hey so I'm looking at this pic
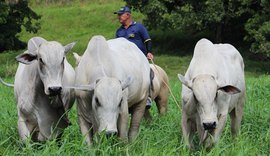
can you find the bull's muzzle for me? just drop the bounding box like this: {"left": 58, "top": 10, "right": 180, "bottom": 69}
{"left": 105, "top": 130, "right": 118, "bottom": 139}
{"left": 203, "top": 122, "right": 216, "bottom": 130}
{"left": 48, "top": 86, "right": 62, "bottom": 96}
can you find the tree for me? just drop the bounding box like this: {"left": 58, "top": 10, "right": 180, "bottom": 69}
{"left": 243, "top": 0, "right": 270, "bottom": 57}
{"left": 0, "top": 0, "right": 40, "bottom": 52}
{"left": 125, "top": 0, "right": 270, "bottom": 57}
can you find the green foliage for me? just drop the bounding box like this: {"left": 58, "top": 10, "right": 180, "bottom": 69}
{"left": 0, "top": 0, "right": 40, "bottom": 52}
{"left": 244, "top": 1, "right": 270, "bottom": 57}
{"left": 125, "top": 0, "right": 270, "bottom": 58}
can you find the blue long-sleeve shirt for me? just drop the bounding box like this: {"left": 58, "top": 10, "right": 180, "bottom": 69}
{"left": 116, "top": 21, "right": 151, "bottom": 56}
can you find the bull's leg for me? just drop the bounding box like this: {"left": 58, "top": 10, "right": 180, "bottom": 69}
{"left": 143, "top": 109, "right": 152, "bottom": 122}
{"left": 144, "top": 87, "right": 169, "bottom": 122}
{"left": 117, "top": 90, "right": 129, "bottom": 140}
{"left": 182, "top": 112, "right": 195, "bottom": 149}
{"left": 230, "top": 97, "right": 244, "bottom": 137}
{"left": 37, "top": 117, "right": 62, "bottom": 141}
{"left": 18, "top": 118, "right": 30, "bottom": 140}
{"left": 76, "top": 92, "right": 94, "bottom": 145}
{"left": 78, "top": 112, "right": 93, "bottom": 145}
{"left": 155, "top": 91, "right": 168, "bottom": 114}
{"left": 118, "top": 112, "right": 128, "bottom": 141}
{"left": 76, "top": 101, "right": 93, "bottom": 145}
{"left": 37, "top": 102, "right": 69, "bottom": 141}
{"left": 156, "top": 81, "right": 169, "bottom": 114}
{"left": 128, "top": 98, "right": 147, "bottom": 142}
{"left": 17, "top": 111, "right": 35, "bottom": 141}
{"left": 37, "top": 132, "right": 46, "bottom": 141}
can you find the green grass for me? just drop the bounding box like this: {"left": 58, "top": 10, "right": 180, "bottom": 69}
{"left": 0, "top": 0, "right": 270, "bottom": 155}
{"left": 1, "top": 77, "right": 270, "bottom": 155}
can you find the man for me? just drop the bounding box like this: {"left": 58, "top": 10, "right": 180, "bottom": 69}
{"left": 114, "top": 6, "right": 154, "bottom": 109}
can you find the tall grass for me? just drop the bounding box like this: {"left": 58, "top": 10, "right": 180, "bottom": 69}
{"left": 1, "top": 77, "right": 270, "bottom": 155}
{"left": 0, "top": 0, "right": 270, "bottom": 155}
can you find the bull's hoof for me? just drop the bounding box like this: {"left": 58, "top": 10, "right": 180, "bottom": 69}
{"left": 146, "top": 105, "right": 151, "bottom": 109}
{"left": 146, "top": 97, "right": 152, "bottom": 109}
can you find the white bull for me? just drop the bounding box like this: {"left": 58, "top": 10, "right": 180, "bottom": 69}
{"left": 75, "top": 35, "right": 150, "bottom": 145}
{"left": 14, "top": 37, "right": 76, "bottom": 141}
{"left": 178, "top": 38, "right": 245, "bottom": 149}
{"left": 72, "top": 55, "right": 169, "bottom": 122}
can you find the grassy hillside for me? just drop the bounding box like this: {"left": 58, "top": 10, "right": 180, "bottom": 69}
{"left": 0, "top": 0, "right": 270, "bottom": 155}
{"left": 19, "top": 0, "right": 145, "bottom": 57}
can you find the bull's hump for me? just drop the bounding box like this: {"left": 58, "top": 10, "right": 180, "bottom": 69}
{"left": 87, "top": 35, "right": 107, "bottom": 49}
{"left": 194, "top": 39, "right": 217, "bottom": 57}
{"left": 86, "top": 35, "right": 109, "bottom": 59}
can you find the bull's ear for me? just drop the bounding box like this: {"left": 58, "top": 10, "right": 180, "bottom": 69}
{"left": 178, "top": 74, "right": 192, "bottom": 90}
{"left": 28, "top": 37, "right": 47, "bottom": 54}
{"left": 16, "top": 53, "right": 37, "bottom": 65}
{"left": 64, "top": 42, "right": 76, "bottom": 54}
{"left": 218, "top": 85, "right": 241, "bottom": 94}
{"left": 121, "top": 77, "right": 133, "bottom": 90}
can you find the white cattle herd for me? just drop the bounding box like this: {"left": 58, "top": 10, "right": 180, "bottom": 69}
{"left": 0, "top": 36, "right": 245, "bottom": 150}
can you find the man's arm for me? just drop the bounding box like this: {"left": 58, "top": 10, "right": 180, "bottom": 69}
{"left": 139, "top": 24, "right": 154, "bottom": 60}
{"left": 145, "top": 39, "right": 154, "bottom": 60}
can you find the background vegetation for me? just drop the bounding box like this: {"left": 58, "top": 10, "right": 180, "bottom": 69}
{"left": 0, "top": 0, "right": 40, "bottom": 51}
{"left": 125, "top": 0, "right": 270, "bottom": 58}
{"left": 0, "top": 0, "right": 269, "bottom": 155}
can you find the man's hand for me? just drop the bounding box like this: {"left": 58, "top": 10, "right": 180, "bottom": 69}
{"left": 147, "top": 52, "right": 154, "bottom": 60}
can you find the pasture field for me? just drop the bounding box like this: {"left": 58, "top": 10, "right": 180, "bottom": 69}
{"left": 0, "top": 76, "right": 270, "bottom": 155}
{"left": 0, "top": 0, "right": 270, "bottom": 155}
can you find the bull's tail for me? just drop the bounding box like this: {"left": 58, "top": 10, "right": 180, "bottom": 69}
{"left": 0, "top": 77, "right": 14, "bottom": 87}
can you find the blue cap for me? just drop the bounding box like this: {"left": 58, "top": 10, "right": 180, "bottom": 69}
{"left": 114, "top": 6, "right": 131, "bottom": 14}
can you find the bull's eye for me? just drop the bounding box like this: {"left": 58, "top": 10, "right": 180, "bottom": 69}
{"left": 119, "top": 98, "right": 123, "bottom": 108}
{"left": 95, "top": 97, "right": 101, "bottom": 107}
{"left": 39, "top": 58, "right": 45, "bottom": 73}
{"left": 193, "top": 94, "right": 198, "bottom": 104}
{"left": 39, "top": 58, "right": 45, "bottom": 65}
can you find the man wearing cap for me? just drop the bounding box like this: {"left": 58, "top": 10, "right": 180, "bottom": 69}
{"left": 114, "top": 6, "right": 154, "bottom": 109}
